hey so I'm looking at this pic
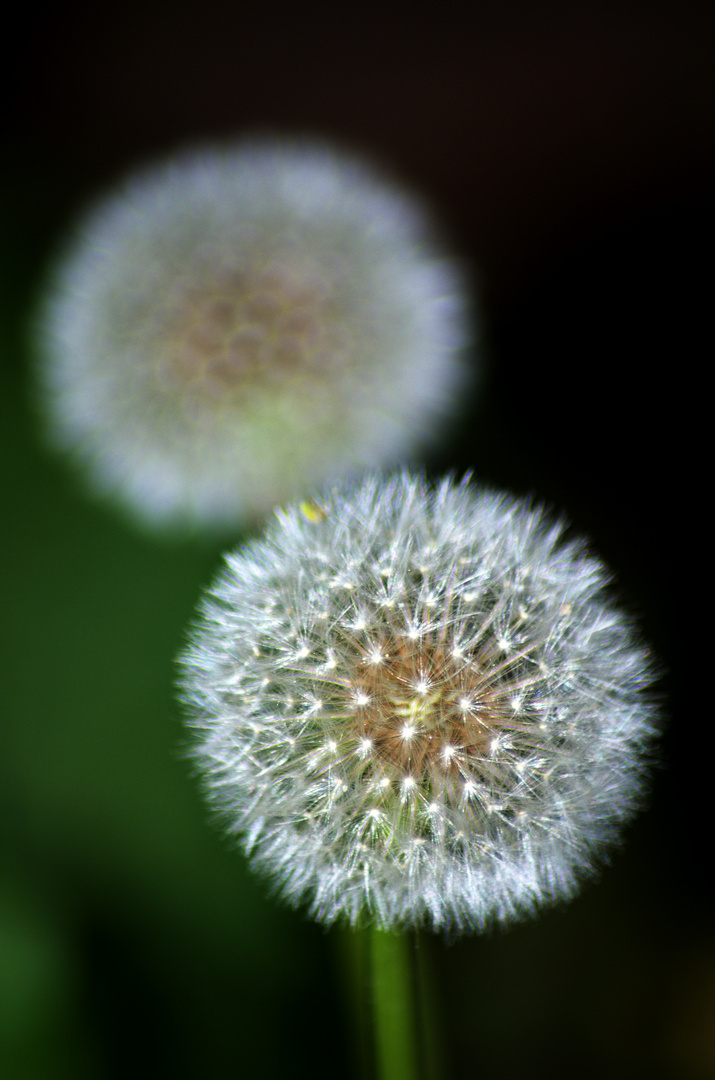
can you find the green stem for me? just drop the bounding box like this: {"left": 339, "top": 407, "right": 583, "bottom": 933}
{"left": 370, "top": 926, "right": 419, "bottom": 1080}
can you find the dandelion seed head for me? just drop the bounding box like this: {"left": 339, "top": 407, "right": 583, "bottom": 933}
{"left": 36, "top": 140, "right": 472, "bottom": 530}
{"left": 180, "top": 473, "right": 657, "bottom": 932}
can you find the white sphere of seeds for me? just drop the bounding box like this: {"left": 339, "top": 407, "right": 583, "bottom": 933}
{"left": 36, "top": 141, "right": 471, "bottom": 530}
{"left": 180, "top": 474, "right": 656, "bottom": 931}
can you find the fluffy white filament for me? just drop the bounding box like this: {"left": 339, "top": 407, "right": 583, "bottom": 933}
{"left": 36, "top": 140, "right": 471, "bottom": 530}
{"left": 180, "top": 474, "right": 656, "bottom": 932}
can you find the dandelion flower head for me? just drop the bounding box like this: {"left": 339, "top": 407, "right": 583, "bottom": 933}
{"left": 36, "top": 140, "right": 470, "bottom": 529}
{"left": 180, "top": 474, "right": 656, "bottom": 931}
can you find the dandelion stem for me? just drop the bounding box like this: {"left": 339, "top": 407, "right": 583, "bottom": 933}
{"left": 370, "top": 926, "right": 419, "bottom": 1080}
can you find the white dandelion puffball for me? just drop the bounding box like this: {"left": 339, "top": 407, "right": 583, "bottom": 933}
{"left": 36, "top": 139, "right": 471, "bottom": 529}
{"left": 180, "top": 474, "right": 656, "bottom": 932}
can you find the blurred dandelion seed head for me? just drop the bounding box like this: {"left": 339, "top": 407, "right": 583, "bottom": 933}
{"left": 179, "top": 474, "right": 657, "bottom": 932}
{"left": 36, "top": 140, "right": 472, "bottom": 530}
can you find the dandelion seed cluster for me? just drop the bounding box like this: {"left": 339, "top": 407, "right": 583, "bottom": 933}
{"left": 36, "top": 140, "right": 470, "bottom": 529}
{"left": 180, "top": 474, "right": 655, "bottom": 931}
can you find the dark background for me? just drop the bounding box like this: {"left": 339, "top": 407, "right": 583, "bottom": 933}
{"left": 2, "top": 3, "right": 712, "bottom": 1077}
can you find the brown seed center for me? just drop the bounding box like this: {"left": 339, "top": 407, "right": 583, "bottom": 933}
{"left": 343, "top": 634, "right": 514, "bottom": 786}
{"left": 156, "top": 261, "right": 348, "bottom": 398}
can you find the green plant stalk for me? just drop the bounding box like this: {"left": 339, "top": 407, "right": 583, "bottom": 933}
{"left": 370, "top": 926, "right": 419, "bottom": 1080}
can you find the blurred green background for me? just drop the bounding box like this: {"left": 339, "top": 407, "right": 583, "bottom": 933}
{"left": 3, "top": 3, "right": 713, "bottom": 1077}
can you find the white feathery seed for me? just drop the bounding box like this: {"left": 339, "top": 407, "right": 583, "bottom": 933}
{"left": 179, "top": 473, "right": 657, "bottom": 932}
{"left": 35, "top": 139, "right": 471, "bottom": 530}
